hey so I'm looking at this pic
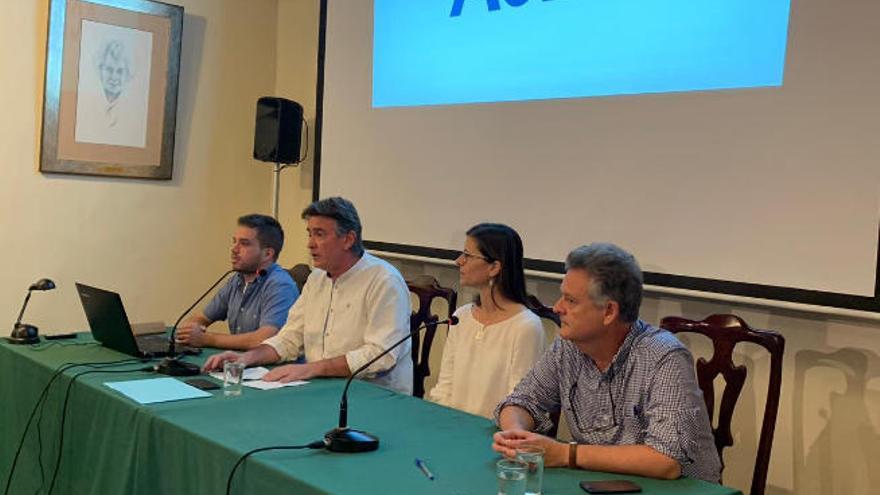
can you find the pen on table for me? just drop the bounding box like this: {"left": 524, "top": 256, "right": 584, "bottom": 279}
{"left": 415, "top": 458, "right": 434, "bottom": 480}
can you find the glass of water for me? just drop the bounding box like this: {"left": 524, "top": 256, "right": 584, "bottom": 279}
{"left": 515, "top": 445, "right": 545, "bottom": 495}
{"left": 496, "top": 459, "right": 528, "bottom": 495}
{"left": 223, "top": 361, "right": 245, "bottom": 397}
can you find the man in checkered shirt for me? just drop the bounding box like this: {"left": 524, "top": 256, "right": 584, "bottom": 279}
{"left": 493, "top": 243, "right": 721, "bottom": 483}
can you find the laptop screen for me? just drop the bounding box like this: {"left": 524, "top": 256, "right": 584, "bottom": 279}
{"left": 75, "top": 283, "right": 143, "bottom": 357}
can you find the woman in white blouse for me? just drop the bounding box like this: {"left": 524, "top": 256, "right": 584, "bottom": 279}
{"left": 429, "top": 223, "right": 547, "bottom": 418}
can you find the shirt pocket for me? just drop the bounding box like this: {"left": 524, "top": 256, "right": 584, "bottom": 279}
{"left": 622, "top": 402, "right": 649, "bottom": 440}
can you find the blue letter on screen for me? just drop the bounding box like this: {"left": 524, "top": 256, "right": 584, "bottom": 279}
{"left": 450, "top": 0, "right": 501, "bottom": 17}
{"left": 373, "top": 0, "right": 791, "bottom": 107}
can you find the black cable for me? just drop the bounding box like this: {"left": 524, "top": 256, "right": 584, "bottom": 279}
{"left": 226, "top": 441, "right": 325, "bottom": 495}
{"left": 279, "top": 118, "right": 309, "bottom": 170}
{"left": 35, "top": 397, "right": 47, "bottom": 495}
{"left": 42, "top": 362, "right": 150, "bottom": 494}
{"left": 2, "top": 358, "right": 145, "bottom": 495}
{"left": 298, "top": 118, "right": 309, "bottom": 163}
{"left": 46, "top": 366, "right": 148, "bottom": 495}
{"left": 4, "top": 363, "right": 81, "bottom": 495}
{"left": 28, "top": 341, "right": 99, "bottom": 351}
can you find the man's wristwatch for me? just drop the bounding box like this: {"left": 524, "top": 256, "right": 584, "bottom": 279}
{"left": 568, "top": 441, "right": 578, "bottom": 468}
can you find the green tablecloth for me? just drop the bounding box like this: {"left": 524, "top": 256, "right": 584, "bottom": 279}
{"left": 1, "top": 335, "right": 740, "bottom": 494}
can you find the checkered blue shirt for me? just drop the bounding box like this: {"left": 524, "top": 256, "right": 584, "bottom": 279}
{"left": 495, "top": 320, "right": 721, "bottom": 483}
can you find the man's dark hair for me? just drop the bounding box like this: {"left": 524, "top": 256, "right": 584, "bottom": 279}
{"left": 237, "top": 214, "right": 284, "bottom": 260}
{"left": 301, "top": 197, "right": 364, "bottom": 256}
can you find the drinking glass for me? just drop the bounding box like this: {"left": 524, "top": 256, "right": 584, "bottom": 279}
{"left": 223, "top": 361, "right": 245, "bottom": 397}
{"left": 515, "top": 445, "right": 545, "bottom": 495}
{"left": 496, "top": 459, "right": 528, "bottom": 495}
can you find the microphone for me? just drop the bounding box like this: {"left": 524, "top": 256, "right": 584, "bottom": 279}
{"left": 155, "top": 268, "right": 248, "bottom": 376}
{"left": 324, "top": 315, "right": 459, "bottom": 453}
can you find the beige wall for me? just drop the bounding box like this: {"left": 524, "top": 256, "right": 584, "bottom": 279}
{"left": 0, "top": 0, "right": 282, "bottom": 333}
{"left": 273, "top": 0, "right": 319, "bottom": 267}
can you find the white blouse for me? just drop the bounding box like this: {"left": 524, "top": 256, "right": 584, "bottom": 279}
{"left": 428, "top": 303, "right": 546, "bottom": 418}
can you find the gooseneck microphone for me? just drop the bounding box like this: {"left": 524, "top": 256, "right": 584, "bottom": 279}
{"left": 324, "top": 315, "right": 459, "bottom": 453}
{"left": 156, "top": 269, "right": 244, "bottom": 376}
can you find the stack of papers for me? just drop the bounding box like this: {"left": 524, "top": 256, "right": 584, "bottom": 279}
{"left": 209, "top": 366, "right": 270, "bottom": 381}
{"left": 209, "top": 366, "right": 308, "bottom": 390}
{"left": 242, "top": 380, "right": 308, "bottom": 390}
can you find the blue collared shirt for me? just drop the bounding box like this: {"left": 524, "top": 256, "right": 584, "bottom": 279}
{"left": 495, "top": 320, "right": 721, "bottom": 483}
{"left": 202, "top": 263, "right": 298, "bottom": 334}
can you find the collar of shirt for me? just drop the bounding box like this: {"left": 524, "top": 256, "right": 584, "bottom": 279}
{"left": 231, "top": 262, "right": 280, "bottom": 293}
{"left": 609, "top": 320, "right": 648, "bottom": 371}
{"left": 581, "top": 320, "right": 647, "bottom": 379}
{"left": 235, "top": 262, "right": 279, "bottom": 281}
{"left": 330, "top": 253, "right": 368, "bottom": 285}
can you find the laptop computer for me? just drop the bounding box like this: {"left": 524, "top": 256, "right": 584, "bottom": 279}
{"left": 75, "top": 282, "right": 198, "bottom": 358}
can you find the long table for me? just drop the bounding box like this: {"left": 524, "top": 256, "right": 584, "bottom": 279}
{"left": 1, "top": 335, "right": 741, "bottom": 494}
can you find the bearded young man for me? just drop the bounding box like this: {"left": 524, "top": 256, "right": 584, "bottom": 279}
{"left": 175, "top": 214, "right": 298, "bottom": 350}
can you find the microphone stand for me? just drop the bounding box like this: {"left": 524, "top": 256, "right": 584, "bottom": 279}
{"left": 324, "top": 316, "right": 458, "bottom": 453}
{"left": 156, "top": 269, "right": 235, "bottom": 376}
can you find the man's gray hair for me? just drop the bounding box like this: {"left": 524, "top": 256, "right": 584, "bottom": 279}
{"left": 301, "top": 197, "right": 365, "bottom": 256}
{"left": 565, "top": 243, "right": 643, "bottom": 323}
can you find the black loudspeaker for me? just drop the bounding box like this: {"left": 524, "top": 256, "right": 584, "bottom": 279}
{"left": 253, "top": 97, "right": 303, "bottom": 164}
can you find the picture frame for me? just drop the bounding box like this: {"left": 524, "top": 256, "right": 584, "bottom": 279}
{"left": 40, "top": 0, "right": 184, "bottom": 180}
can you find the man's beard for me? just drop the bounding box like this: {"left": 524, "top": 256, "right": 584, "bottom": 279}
{"left": 234, "top": 259, "right": 260, "bottom": 274}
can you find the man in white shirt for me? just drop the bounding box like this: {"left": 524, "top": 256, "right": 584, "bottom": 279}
{"left": 203, "top": 197, "right": 413, "bottom": 394}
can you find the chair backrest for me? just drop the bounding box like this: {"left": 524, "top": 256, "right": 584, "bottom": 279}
{"left": 287, "top": 263, "right": 311, "bottom": 293}
{"left": 659, "top": 314, "right": 785, "bottom": 495}
{"left": 406, "top": 275, "right": 457, "bottom": 398}
{"left": 526, "top": 294, "right": 560, "bottom": 328}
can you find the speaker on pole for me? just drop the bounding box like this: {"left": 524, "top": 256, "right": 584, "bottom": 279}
{"left": 253, "top": 97, "right": 303, "bottom": 164}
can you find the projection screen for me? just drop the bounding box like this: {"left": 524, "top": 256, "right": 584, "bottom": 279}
{"left": 315, "top": 0, "right": 880, "bottom": 311}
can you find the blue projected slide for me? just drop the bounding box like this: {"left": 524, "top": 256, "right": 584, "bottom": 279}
{"left": 372, "top": 0, "right": 791, "bottom": 107}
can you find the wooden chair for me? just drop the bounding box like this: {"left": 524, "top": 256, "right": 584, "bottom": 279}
{"left": 286, "top": 263, "right": 311, "bottom": 293}
{"left": 660, "top": 314, "right": 785, "bottom": 495}
{"left": 406, "top": 275, "right": 457, "bottom": 398}
{"left": 527, "top": 294, "right": 560, "bottom": 328}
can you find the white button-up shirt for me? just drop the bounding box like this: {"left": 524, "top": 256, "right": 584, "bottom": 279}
{"left": 264, "top": 253, "right": 413, "bottom": 394}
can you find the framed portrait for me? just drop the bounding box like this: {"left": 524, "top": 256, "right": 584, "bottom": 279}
{"left": 40, "top": 0, "right": 183, "bottom": 179}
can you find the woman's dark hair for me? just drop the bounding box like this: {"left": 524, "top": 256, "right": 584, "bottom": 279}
{"left": 467, "top": 223, "right": 537, "bottom": 312}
